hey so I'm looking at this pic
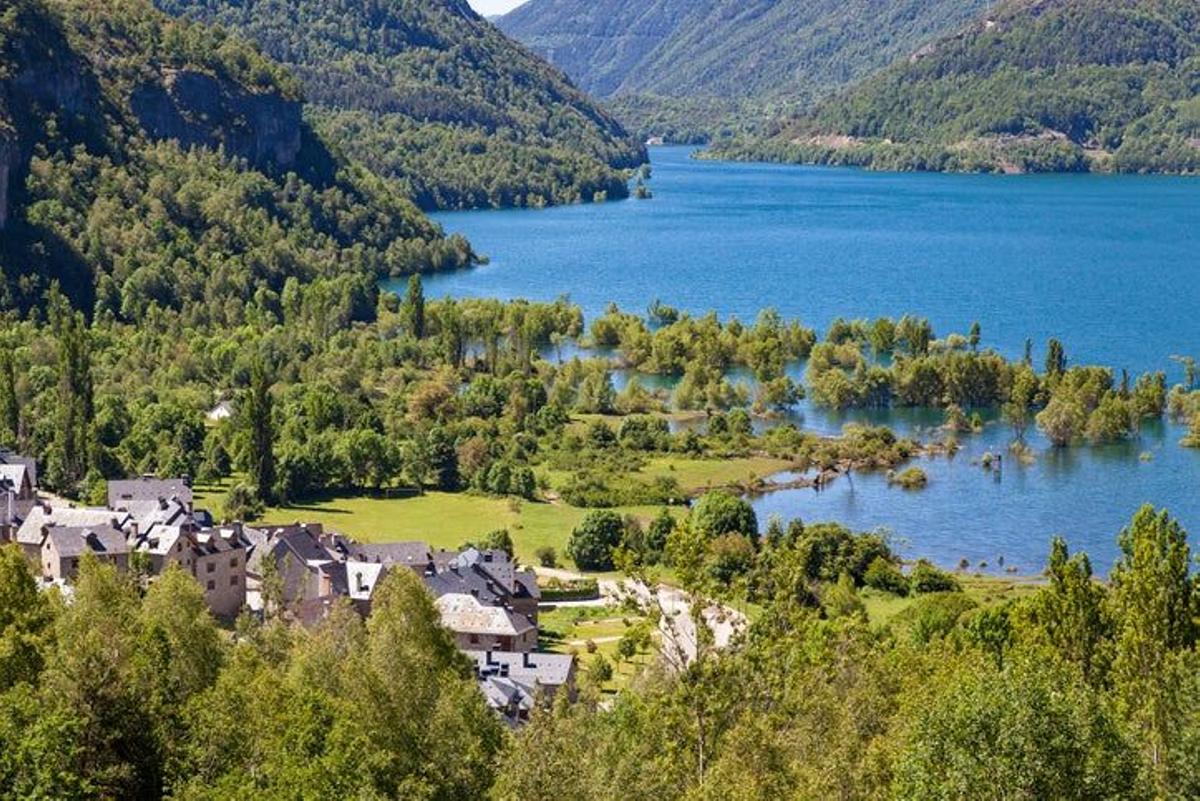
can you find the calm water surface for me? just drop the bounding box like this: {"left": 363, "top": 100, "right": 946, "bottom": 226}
{"left": 401, "top": 147, "right": 1200, "bottom": 573}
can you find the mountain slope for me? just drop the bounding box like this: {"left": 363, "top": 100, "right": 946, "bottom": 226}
{"left": 498, "top": 0, "right": 991, "bottom": 138}
{"left": 496, "top": 0, "right": 692, "bottom": 99}
{"left": 0, "top": 0, "right": 470, "bottom": 320}
{"left": 711, "top": 0, "right": 1200, "bottom": 174}
{"left": 154, "top": 0, "right": 646, "bottom": 210}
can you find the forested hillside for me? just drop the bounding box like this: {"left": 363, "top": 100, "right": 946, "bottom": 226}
{"left": 499, "top": 0, "right": 991, "bottom": 140}
{"left": 154, "top": 0, "right": 646, "bottom": 209}
{"left": 0, "top": 0, "right": 473, "bottom": 321}
{"left": 711, "top": 0, "right": 1200, "bottom": 174}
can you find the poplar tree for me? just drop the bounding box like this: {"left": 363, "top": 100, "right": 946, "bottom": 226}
{"left": 49, "top": 309, "right": 94, "bottom": 490}
{"left": 1045, "top": 338, "right": 1067, "bottom": 377}
{"left": 404, "top": 274, "right": 426, "bottom": 340}
{"left": 1110, "top": 506, "right": 1197, "bottom": 788}
{"left": 244, "top": 359, "right": 276, "bottom": 503}
{"left": 0, "top": 351, "right": 19, "bottom": 446}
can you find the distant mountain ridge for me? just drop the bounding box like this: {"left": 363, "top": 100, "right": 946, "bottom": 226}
{"left": 710, "top": 0, "right": 1200, "bottom": 174}
{"left": 155, "top": 0, "right": 646, "bottom": 209}
{"left": 498, "top": 0, "right": 992, "bottom": 138}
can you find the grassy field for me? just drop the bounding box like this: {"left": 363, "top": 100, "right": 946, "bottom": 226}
{"left": 861, "top": 573, "right": 1041, "bottom": 628}
{"left": 192, "top": 452, "right": 790, "bottom": 570}
{"left": 536, "top": 453, "right": 796, "bottom": 501}
{"left": 194, "top": 478, "right": 672, "bottom": 568}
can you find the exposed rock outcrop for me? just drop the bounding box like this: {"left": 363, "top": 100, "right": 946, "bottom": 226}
{"left": 131, "top": 69, "right": 302, "bottom": 172}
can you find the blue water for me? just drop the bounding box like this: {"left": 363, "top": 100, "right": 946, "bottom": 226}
{"left": 400, "top": 146, "right": 1200, "bottom": 574}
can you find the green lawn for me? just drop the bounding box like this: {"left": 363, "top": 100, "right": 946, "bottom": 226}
{"left": 538, "top": 604, "right": 654, "bottom": 693}
{"left": 195, "top": 479, "right": 670, "bottom": 568}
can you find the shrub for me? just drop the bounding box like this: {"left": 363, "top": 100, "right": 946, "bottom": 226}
{"left": 889, "top": 466, "right": 928, "bottom": 489}
{"left": 864, "top": 556, "right": 909, "bottom": 596}
{"left": 223, "top": 483, "right": 264, "bottom": 522}
{"left": 910, "top": 559, "right": 962, "bottom": 594}
{"left": 535, "top": 546, "right": 558, "bottom": 568}
{"left": 903, "top": 592, "right": 978, "bottom": 644}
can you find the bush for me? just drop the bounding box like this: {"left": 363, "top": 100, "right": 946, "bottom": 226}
{"left": 903, "top": 593, "right": 978, "bottom": 644}
{"left": 535, "top": 546, "right": 558, "bottom": 568}
{"left": 567, "top": 510, "right": 625, "bottom": 571}
{"left": 864, "top": 556, "right": 909, "bottom": 596}
{"left": 223, "top": 483, "right": 264, "bottom": 522}
{"left": 889, "top": 466, "right": 928, "bottom": 489}
{"left": 792, "top": 523, "right": 893, "bottom": 585}
{"left": 910, "top": 559, "right": 962, "bottom": 594}
{"left": 692, "top": 492, "right": 759, "bottom": 541}
{"left": 540, "top": 577, "right": 599, "bottom": 602}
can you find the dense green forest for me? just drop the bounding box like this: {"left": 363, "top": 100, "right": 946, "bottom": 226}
{"left": 153, "top": 0, "right": 645, "bottom": 209}
{"left": 0, "top": 0, "right": 474, "bottom": 318}
{"left": 498, "top": 0, "right": 990, "bottom": 141}
{"left": 710, "top": 0, "right": 1200, "bottom": 174}
{"left": 1, "top": 501, "right": 1199, "bottom": 798}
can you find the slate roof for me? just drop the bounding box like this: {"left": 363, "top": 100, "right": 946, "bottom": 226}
{"left": 465, "top": 650, "right": 575, "bottom": 689}
{"left": 349, "top": 541, "right": 436, "bottom": 569}
{"left": 44, "top": 525, "right": 129, "bottom": 558}
{"left": 0, "top": 450, "right": 36, "bottom": 489}
{"left": 108, "top": 477, "right": 193, "bottom": 509}
{"left": 125, "top": 497, "right": 193, "bottom": 535}
{"left": 18, "top": 505, "right": 130, "bottom": 546}
{"left": 245, "top": 524, "right": 334, "bottom": 575}
{"left": 465, "top": 650, "right": 575, "bottom": 721}
{"left": 0, "top": 463, "right": 30, "bottom": 493}
{"left": 435, "top": 593, "right": 535, "bottom": 637}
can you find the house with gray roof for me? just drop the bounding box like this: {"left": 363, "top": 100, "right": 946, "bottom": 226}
{"left": 424, "top": 547, "right": 540, "bottom": 624}
{"left": 465, "top": 650, "right": 577, "bottom": 724}
{"left": 40, "top": 524, "right": 130, "bottom": 581}
{"left": 17, "top": 504, "right": 131, "bottom": 563}
{"left": 435, "top": 592, "right": 537, "bottom": 652}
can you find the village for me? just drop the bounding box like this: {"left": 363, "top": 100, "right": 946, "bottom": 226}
{"left": 0, "top": 452, "right": 596, "bottom": 725}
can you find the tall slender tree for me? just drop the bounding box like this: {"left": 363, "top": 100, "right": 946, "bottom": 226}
{"left": 1110, "top": 506, "right": 1197, "bottom": 789}
{"left": 0, "top": 351, "right": 19, "bottom": 446}
{"left": 1045, "top": 338, "right": 1067, "bottom": 377}
{"left": 404, "top": 274, "right": 426, "bottom": 340}
{"left": 49, "top": 309, "right": 94, "bottom": 490}
{"left": 244, "top": 359, "right": 277, "bottom": 503}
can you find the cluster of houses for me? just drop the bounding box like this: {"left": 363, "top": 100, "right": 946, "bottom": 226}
{"left": 0, "top": 457, "right": 574, "bottom": 725}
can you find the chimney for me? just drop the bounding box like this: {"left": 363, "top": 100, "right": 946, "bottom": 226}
{"left": 523, "top": 652, "right": 534, "bottom": 670}
{"left": 486, "top": 649, "right": 496, "bottom": 666}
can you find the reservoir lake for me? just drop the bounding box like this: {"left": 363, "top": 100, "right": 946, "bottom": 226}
{"left": 399, "top": 146, "right": 1200, "bottom": 574}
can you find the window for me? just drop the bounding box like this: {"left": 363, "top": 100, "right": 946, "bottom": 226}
{"left": 206, "top": 562, "right": 215, "bottom": 574}
{"left": 230, "top": 557, "right": 239, "bottom": 568}
{"left": 469, "top": 634, "right": 480, "bottom": 644}
{"left": 230, "top": 575, "right": 239, "bottom": 586}
{"left": 206, "top": 580, "right": 215, "bottom": 591}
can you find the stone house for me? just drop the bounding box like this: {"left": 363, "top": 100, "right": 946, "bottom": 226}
{"left": 40, "top": 524, "right": 130, "bottom": 581}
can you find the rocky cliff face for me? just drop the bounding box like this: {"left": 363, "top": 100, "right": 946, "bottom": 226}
{"left": 131, "top": 69, "right": 302, "bottom": 172}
